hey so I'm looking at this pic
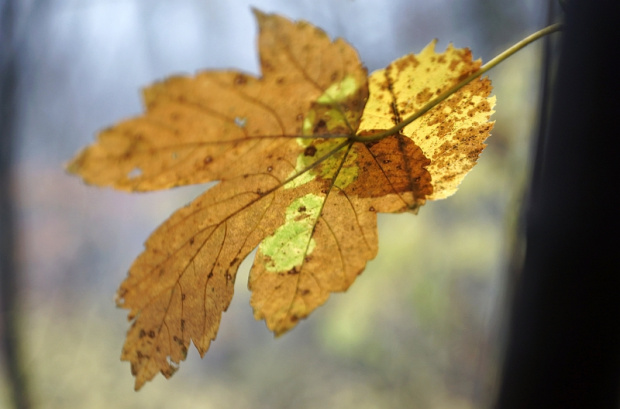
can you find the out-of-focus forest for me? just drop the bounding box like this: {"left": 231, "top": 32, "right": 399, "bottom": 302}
{"left": 1, "top": 0, "right": 546, "bottom": 408}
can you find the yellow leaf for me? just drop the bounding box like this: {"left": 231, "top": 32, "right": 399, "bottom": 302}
{"left": 359, "top": 40, "right": 495, "bottom": 199}
{"left": 67, "top": 10, "right": 493, "bottom": 389}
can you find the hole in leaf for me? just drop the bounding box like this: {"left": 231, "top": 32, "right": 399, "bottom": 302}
{"left": 234, "top": 117, "right": 247, "bottom": 128}
{"left": 128, "top": 167, "right": 142, "bottom": 179}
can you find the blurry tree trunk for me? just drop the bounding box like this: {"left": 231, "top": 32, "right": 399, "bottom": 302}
{"left": 1, "top": 0, "right": 31, "bottom": 408}
{"left": 495, "top": 0, "right": 620, "bottom": 407}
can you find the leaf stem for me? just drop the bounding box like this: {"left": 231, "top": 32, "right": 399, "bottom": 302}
{"left": 351, "top": 23, "right": 563, "bottom": 142}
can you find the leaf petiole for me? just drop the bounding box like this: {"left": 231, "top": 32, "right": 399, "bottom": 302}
{"left": 351, "top": 22, "right": 563, "bottom": 143}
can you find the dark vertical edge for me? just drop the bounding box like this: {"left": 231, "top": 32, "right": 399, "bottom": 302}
{"left": 528, "top": 0, "right": 558, "bottom": 206}
{"left": 0, "top": 0, "right": 31, "bottom": 408}
{"left": 495, "top": 0, "right": 620, "bottom": 408}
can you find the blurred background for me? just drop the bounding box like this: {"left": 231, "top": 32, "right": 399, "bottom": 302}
{"left": 1, "top": 0, "right": 548, "bottom": 407}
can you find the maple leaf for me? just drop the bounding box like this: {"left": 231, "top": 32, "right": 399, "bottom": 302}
{"left": 67, "top": 10, "right": 494, "bottom": 390}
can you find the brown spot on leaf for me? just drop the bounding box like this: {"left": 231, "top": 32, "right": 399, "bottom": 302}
{"left": 304, "top": 146, "right": 317, "bottom": 157}
{"left": 313, "top": 119, "right": 327, "bottom": 134}
{"left": 416, "top": 87, "right": 433, "bottom": 105}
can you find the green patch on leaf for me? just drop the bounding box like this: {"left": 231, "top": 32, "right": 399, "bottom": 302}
{"left": 259, "top": 193, "right": 323, "bottom": 272}
{"left": 316, "top": 75, "right": 359, "bottom": 103}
